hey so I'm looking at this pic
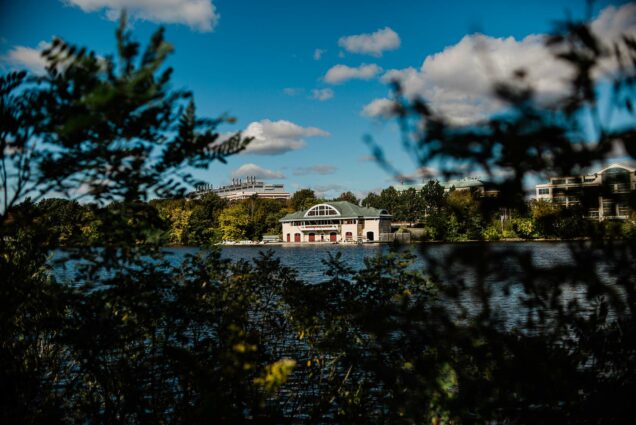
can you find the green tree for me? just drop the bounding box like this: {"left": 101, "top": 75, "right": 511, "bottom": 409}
{"left": 399, "top": 187, "right": 424, "bottom": 224}
{"left": 377, "top": 186, "right": 400, "bottom": 217}
{"left": 511, "top": 216, "right": 535, "bottom": 239}
{"left": 530, "top": 199, "right": 562, "bottom": 237}
{"left": 36, "top": 198, "right": 86, "bottom": 245}
{"left": 361, "top": 192, "right": 381, "bottom": 208}
{"left": 420, "top": 180, "right": 445, "bottom": 216}
{"left": 0, "top": 12, "right": 250, "bottom": 223}
{"left": 187, "top": 192, "right": 228, "bottom": 245}
{"left": 335, "top": 191, "right": 359, "bottom": 205}
{"left": 218, "top": 202, "right": 251, "bottom": 241}
{"left": 249, "top": 198, "right": 287, "bottom": 240}
{"left": 445, "top": 190, "right": 483, "bottom": 239}
{"left": 291, "top": 188, "right": 318, "bottom": 210}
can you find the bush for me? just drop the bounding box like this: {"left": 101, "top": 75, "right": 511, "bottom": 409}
{"left": 482, "top": 225, "right": 502, "bottom": 241}
{"left": 512, "top": 217, "right": 535, "bottom": 239}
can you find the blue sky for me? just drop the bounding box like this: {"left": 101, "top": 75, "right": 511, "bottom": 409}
{"left": 1, "top": 0, "right": 634, "bottom": 198}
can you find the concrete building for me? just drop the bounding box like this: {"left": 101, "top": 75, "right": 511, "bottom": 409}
{"left": 280, "top": 201, "right": 392, "bottom": 243}
{"left": 535, "top": 163, "right": 636, "bottom": 220}
{"left": 191, "top": 176, "right": 290, "bottom": 201}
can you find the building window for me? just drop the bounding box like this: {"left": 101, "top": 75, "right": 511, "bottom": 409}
{"left": 538, "top": 188, "right": 550, "bottom": 195}
{"left": 551, "top": 179, "right": 565, "bottom": 184}
{"left": 345, "top": 231, "right": 353, "bottom": 241}
{"left": 305, "top": 204, "right": 340, "bottom": 217}
{"left": 603, "top": 167, "right": 630, "bottom": 185}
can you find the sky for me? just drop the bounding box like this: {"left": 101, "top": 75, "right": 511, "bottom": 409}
{"left": 1, "top": 0, "right": 635, "bottom": 199}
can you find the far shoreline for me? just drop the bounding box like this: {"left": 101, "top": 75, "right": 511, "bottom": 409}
{"left": 161, "top": 237, "right": 604, "bottom": 249}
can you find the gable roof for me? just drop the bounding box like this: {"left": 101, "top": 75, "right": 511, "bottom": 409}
{"left": 280, "top": 201, "right": 391, "bottom": 222}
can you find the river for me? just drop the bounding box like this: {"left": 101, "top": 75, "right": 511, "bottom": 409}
{"left": 161, "top": 241, "right": 596, "bottom": 282}
{"left": 53, "top": 241, "right": 625, "bottom": 321}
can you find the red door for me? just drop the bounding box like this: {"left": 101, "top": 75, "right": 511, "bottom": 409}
{"left": 308, "top": 233, "right": 315, "bottom": 242}
{"left": 345, "top": 231, "right": 352, "bottom": 241}
{"left": 294, "top": 233, "right": 301, "bottom": 242}
{"left": 286, "top": 233, "right": 290, "bottom": 242}
{"left": 330, "top": 232, "right": 337, "bottom": 242}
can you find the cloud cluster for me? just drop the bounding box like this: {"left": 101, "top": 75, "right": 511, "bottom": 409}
{"left": 292, "top": 165, "right": 337, "bottom": 176}
{"left": 338, "top": 27, "right": 400, "bottom": 57}
{"left": 313, "top": 48, "right": 325, "bottom": 60}
{"left": 361, "top": 98, "right": 397, "bottom": 118}
{"left": 311, "top": 88, "right": 334, "bottom": 101}
{"left": 64, "top": 0, "right": 219, "bottom": 32}
{"left": 312, "top": 184, "right": 348, "bottom": 198}
{"left": 364, "top": 3, "right": 636, "bottom": 125}
{"left": 231, "top": 163, "right": 284, "bottom": 179}
{"left": 283, "top": 87, "right": 303, "bottom": 96}
{"left": 324, "top": 63, "right": 381, "bottom": 84}
{"left": 1, "top": 41, "right": 50, "bottom": 74}
{"left": 369, "top": 33, "right": 567, "bottom": 124}
{"left": 242, "top": 119, "right": 330, "bottom": 155}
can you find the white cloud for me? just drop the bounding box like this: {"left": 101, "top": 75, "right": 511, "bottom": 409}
{"left": 283, "top": 87, "right": 303, "bottom": 96}
{"left": 242, "top": 119, "right": 330, "bottom": 155}
{"left": 324, "top": 63, "right": 381, "bottom": 84}
{"left": 591, "top": 3, "right": 636, "bottom": 41}
{"left": 293, "top": 165, "right": 337, "bottom": 176}
{"left": 373, "top": 34, "right": 566, "bottom": 124}
{"left": 313, "top": 48, "right": 325, "bottom": 60}
{"left": 313, "top": 184, "right": 348, "bottom": 198}
{"left": 311, "top": 88, "right": 334, "bottom": 101}
{"left": 231, "top": 163, "right": 284, "bottom": 179}
{"left": 363, "top": 4, "right": 636, "bottom": 125}
{"left": 338, "top": 27, "right": 401, "bottom": 57}
{"left": 362, "top": 98, "right": 397, "bottom": 118}
{"left": 590, "top": 3, "right": 636, "bottom": 74}
{"left": 359, "top": 155, "right": 377, "bottom": 162}
{"left": 1, "top": 41, "right": 50, "bottom": 74}
{"left": 63, "top": 0, "right": 219, "bottom": 32}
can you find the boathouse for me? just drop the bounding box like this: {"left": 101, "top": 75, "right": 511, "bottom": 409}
{"left": 280, "top": 201, "right": 392, "bottom": 243}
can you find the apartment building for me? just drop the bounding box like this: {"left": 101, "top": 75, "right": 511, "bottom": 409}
{"left": 535, "top": 163, "right": 636, "bottom": 220}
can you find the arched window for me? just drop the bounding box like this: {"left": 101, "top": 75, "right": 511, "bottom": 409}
{"left": 304, "top": 204, "right": 340, "bottom": 217}
{"left": 602, "top": 167, "right": 630, "bottom": 185}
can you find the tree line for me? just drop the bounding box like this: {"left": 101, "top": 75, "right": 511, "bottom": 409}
{"left": 17, "top": 181, "right": 636, "bottom": 247}
{"left": 9, "top": 189, "right": 367, "bottom": 245}
{"left": 362, "top": 182, "right": 636, "bottom": 241}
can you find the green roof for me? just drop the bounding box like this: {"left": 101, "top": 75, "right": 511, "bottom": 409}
{"left": 280, "top": 201, "right": 391, "bottom": 222}
{"left": 395, "top": 178, "right": 487, "bottom": 192}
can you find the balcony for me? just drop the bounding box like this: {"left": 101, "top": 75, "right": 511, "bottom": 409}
{"left": 610, "top": 183, "right": 630, "bottom": 193}
{"left": 300, "top": 224, "right": 339, "bottom": 232}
